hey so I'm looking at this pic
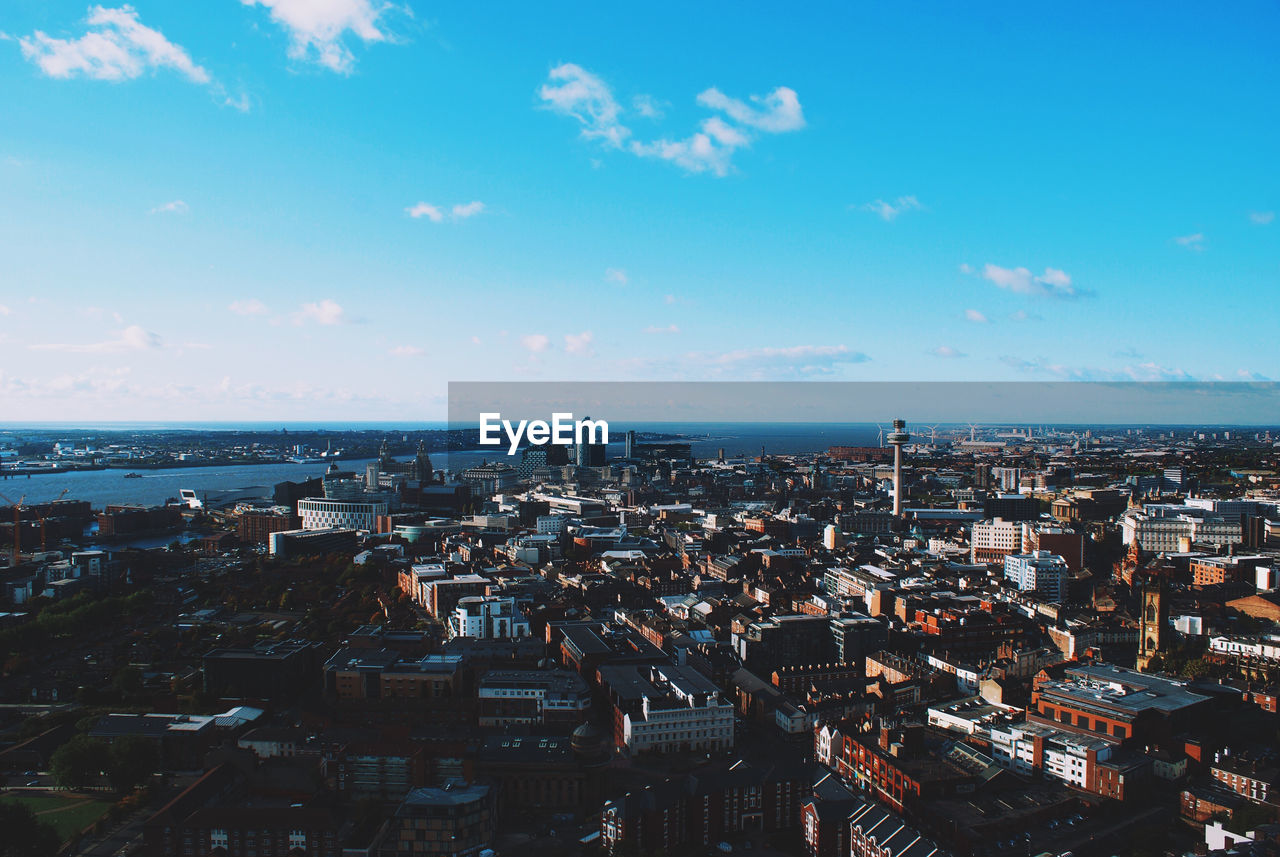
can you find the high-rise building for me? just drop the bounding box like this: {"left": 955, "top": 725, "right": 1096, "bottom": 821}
{"left": 575, "top": 416, "right": 608, "bottom": 467}
{"left": 971, "top": 517, "right": 1023, "bottom": 564}
{"left": 1003, "top": 550, "right": 1069, "bottom": 603}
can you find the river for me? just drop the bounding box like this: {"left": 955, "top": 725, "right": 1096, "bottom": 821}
{"left": 4, "top": 422, "right": 881, "bottom": 508}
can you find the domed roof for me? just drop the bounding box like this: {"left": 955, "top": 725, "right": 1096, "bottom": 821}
{"left": 571, "top": 721, "right": 608, "bottom": 759}
{"left": 572, "top": 720, "right": 603, "bottom": 741}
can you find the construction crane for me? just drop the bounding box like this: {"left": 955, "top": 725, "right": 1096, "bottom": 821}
{"left": 0, "top": 492, "right": 26, "bottom": 566}
{"left": 33, "top": 488, "right": 70, "bottom": 551}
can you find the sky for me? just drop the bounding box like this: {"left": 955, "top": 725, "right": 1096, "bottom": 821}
{"left": 0, "top": 1, "right": 1277, "bottom": 420}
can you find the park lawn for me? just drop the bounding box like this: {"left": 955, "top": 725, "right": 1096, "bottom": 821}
{"left": 2, "top": 793, "right": 114, "bottom": 841}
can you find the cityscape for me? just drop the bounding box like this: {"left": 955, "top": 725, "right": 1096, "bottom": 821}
{"left": 2, "top": 418, "right": 1280, "bottom": 857}
{"left": 3, "top": 2, "right": 1279, "bottom": 856}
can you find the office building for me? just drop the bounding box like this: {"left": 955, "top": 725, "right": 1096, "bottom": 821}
{"left": 450, "top": 595, "right": 531, "bottom": 640}
{"left": 1003, "top": 550, "right": 1069, "bottom": 603}
{"left": 298, "top": 498, "right": 387, "bottom": 532}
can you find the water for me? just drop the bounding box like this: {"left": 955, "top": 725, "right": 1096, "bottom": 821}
{"left": 442, "top": 422, "right": 882, "bottom": 470}
{"left": 7, "top": 423, "right": 885, "bottom": 508}
{"left": 4, "top": 458, "right": 378, "bottom": 508}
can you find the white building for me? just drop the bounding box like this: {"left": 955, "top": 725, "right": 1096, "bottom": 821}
{"left": 1209, "top": 634, "right": 1280, "bottom": 662}
{"left": 1003, "top": 550, "right": 1069, "bottom": 603}
{"left": 970, "top": 517, "right": 1023, "bottom": 563}
{"left": 1121, "top": 505, "right": 1243, "bottom": 551}
{"left": 536, "top": 514, "right": 568, "bottom": 534}
{"left": 991, "top": 466, "right": 1021, "bottom": 492}
{"left": 298, "top": 498, "right": 387, "bottom": 532}
{"left": 988, "top": 721, "right": 1112, "bottom": 790}
{"left": 450, "top": 595, "right": 530, "bottom": 639}
{"left": 609, "top": 664, "right": 734, "bottom": 755}
{"left": 476, "top": 669, "right": 591, "bottom": 727}
{"left": 823, "top": 524, "right": 844, "bottom": 551}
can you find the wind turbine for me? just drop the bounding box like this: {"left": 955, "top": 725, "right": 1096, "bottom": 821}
{"left": 876, "top": 424, "right": 885, "bottom": 448}
{"left": 967, "top": 423, "right": 980, "bottom": 442}
{"left": 923, "top": 425, "right": 938, "bottom": 443}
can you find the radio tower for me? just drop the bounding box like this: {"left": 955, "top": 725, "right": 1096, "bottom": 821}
{"left": 888, "top": 419, "right": 910, "bottom": 516}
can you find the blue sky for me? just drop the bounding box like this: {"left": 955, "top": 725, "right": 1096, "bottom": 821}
{"left": 0, "top": 1, "right": 1276, "bottom": 419}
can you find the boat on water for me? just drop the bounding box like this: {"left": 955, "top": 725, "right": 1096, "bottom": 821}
{"left": 123, "top": 472, "right": 143, "bottom": 478}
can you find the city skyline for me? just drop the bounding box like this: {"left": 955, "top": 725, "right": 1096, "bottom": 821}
{"left": 2, "top": 1, "right": 1277, "bottom": 420}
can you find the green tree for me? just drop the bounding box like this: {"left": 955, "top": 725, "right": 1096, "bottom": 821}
{"left": 0, "top": 799, "right": 61, "bottom": 856}
{"left": 50, "top": 735, "right": 109, "bottom": 790}
{"left": 106, "top": 735, "right": 159, "bottom": 794}
{"left": 1181, "top": 658, "right": 1214, "bottom": 679}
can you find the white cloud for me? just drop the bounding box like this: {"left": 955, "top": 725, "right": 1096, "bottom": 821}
{"left": 980, "top": 264, "right": 1081, "bottom": 299}
{"left": 240, "top": 0, "right": 399, "bottom": 73}
{"left": 406, "top": 200, "right": 486, "bottom": 222}
{"left": 664, "top": 294, "right": 677, "bottom": 304}
{"left": 541, "top": 65, "right": 804, "bottom": 176}
{"left": 451, "top": 201, "right": 485, "bottom": 219}
{"left": 931, "top": 346, "right": 965, "bottom": 358}
{"left": 1173, "top": 232, "right": 1205, "bottom": 250}
{"left": 390, "top": 345, "right": 424, "bottom": 357}
{"left": 1009, "top": 309, "right": 1040, "bottom": 322}
{"left": 963, "top": 309, "right": 988, "bottom": 323}
{"left": 630, "top": 121, "right": 741, "bottom": 177}
{"left": 0, "top": 366, "right": 134, "bottom": 399}
{"left": 604, "top": 267, "right": 628, "bottom": 285}
{"left": 150, "top": 199, "right": 188, "bottom": 215}
{"left": 295, "top": 299, "right": 346, "bottom": 325}
{"left": 1000, "top": 355, "right": 1194, "bottom": 381}
{"left": 1249, "top": 211, "right": 1274, "bottom": 225}
{"left": 520, "top": 333, "right": 550, "bottom": 353}
{"left": 632, "top": 94, "right": 666, "bottom": 119}
{"left": 564, "top": 331, "right": 594, "bottom": 354}
{"left": 223, "top": 91, "right": 252, "bottom": 112}
{"left": 406, "top": 202, "right": 443, "bottom": 222}
{"left": 859, "top": 195, "right": 923, "bottom": 221}
{"left": 1238, "top": 369, "right": 1272, "bottom": 381}
{"left": 228, "top": 299, "right": 269, "bottom": 316}
{"left": 18, "top": 5, "right": 210, "bottom": 83}
{"left": 538, "top": 63, "right": 628, "bottom": 147}
{"left": 30, "top": 324, "right": 162, "bottom": 353}
{"left": 644, "top": 324, "right": 680, "bottom": 335}
{"left": 630, "top": 115, "right": 759, "bottom": 176}
{"left": 696, "top": 86, "right": 805, "bottom": 132}
{"left": 693, "top": 344, "right": 869, "bottom": 378}
{"left": 958, "top": 263, "right": 973, "bottom": 275}
{"left": 0, "top": 304, "right": 11, "bottom": 317}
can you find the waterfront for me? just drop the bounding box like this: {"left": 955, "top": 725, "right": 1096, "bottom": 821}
{"left": 2, "top": 458, "right": 378, "bottom": 508}
{"left": 4, "top": 423, "right": 883, "bottom": 508}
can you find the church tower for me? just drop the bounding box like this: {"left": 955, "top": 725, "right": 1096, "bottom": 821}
{"left": 414, "top": 440, "right": 433, "bottom": 483}
{"left": 1136, "top": 576, "right": 1168, "bottom": 672}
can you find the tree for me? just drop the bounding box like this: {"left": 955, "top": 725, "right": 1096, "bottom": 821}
{"left": 50, "top": 735, "right": 109, "bottom": 790}
{"left": 112, "top": 666, "right": 143, "bottom": 699}
{"left": 1181, "top": 658, "right": 1214, "bottom": 679}
{"left": 0, "top": 799, "right": 61, "bottom": 856}
{"left": 107, "top": 735, "right": 159, "bottom": 794}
